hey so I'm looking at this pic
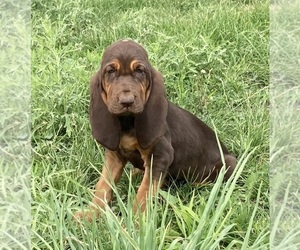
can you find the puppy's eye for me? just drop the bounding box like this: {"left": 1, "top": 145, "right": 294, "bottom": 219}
{"left": 134, "top": 67, "right": 145, "bottom": 75}
{"left": 107, "top": 68, "right": 116, "bottom": 74}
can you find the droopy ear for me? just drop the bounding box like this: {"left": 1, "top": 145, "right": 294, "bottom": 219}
{"left": 135, "top": 68, "right": 168, "bottom": 150}
{"left": 89, "top": 71, "right": 121, "bottom": 151}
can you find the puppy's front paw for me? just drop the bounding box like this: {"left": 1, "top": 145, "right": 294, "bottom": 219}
{"left": 73, "top": 209, "right": 99, "bottom": 223}
{"left": 131, "top": 168, "right": 144, "bottom": 176}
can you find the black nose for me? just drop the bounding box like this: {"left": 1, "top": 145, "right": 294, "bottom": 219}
{"left": 120, "top": 95, "right": 134, "bottom": 107}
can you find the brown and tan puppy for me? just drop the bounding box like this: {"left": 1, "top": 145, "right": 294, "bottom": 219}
{"left": 74, "top": 39, "right": 236, "bottom": 221}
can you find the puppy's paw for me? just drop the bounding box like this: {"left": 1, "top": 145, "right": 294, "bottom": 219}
{"left": 73, "top": 209, "right": 99, "bottom": 223}
{"left": 131, "top": 168, "right": 144, "bottom": 176}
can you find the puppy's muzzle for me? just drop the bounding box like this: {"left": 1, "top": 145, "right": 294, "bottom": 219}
{"left": 119, "top": 91, "right": 135, "bottom": 108}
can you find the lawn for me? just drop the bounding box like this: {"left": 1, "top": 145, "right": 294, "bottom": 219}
{"left": 270, "top": 0, "right": 300, "bottom": 248}
{"left": 0, "top": 1, "right": 31, "bottom": 249}
{"left": 31, "top": 0, "right": 269, "bottom": 249}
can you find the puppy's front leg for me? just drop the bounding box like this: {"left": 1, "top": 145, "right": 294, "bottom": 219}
{"left": 134, "top": 165, "right": 161, "bottom": 213}
{"left": 134, "top": 140, "right": 174, "bottom": 213}
{"left": 74, "top": 149, "right": 126, "bottom": 222}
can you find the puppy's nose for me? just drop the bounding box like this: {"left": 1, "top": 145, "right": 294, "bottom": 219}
{"left": 119, "top": 95, "right": 134, "bottom": 107}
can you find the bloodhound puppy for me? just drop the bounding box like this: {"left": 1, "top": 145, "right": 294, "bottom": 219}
{"left": 74, "top": 39, "right": 236, "bottom": 221}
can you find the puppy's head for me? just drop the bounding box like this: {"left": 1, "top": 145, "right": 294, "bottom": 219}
{"left": 90, "top": 39, "right": 168, "bottom": 150}
{"left": 99, "top": 39, "right": 152, "bottom": 116}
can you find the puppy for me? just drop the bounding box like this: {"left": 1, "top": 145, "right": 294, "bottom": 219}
{"left": 74, "top": 39, "right": 237, "bottom": 221}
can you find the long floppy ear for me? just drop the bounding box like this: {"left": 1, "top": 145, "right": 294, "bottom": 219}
{"left": 89, "top": 71, "right": 121, "bottom": 151}
{"left": 135, "top": 68, "right": 168, "bottom": 150}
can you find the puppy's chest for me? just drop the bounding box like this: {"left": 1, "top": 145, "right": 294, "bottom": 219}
{"left": 119, "top": 133, "right": 139, "bottom": 153}
{"left": 118, "top": 116, "right": 151, "bottom": 166}
{"left": 118, "top": 116, "right": 140, "bottom": 155}
{"left": 119, "top": 133, "right": 151, "bottom": 168}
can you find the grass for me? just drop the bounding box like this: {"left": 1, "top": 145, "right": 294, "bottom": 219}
{"left": 31, "top": 0, "right": 269, "bottom": 249}
{"left": 270, "top": 0, "right": 300, "bottom": 248}
{"left": 0, "top": 0, "right": 31, "bottom": 249}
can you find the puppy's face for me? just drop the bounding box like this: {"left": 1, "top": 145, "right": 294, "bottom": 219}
{"left": 100, "top": 40, "right": 152, "bottom": 116}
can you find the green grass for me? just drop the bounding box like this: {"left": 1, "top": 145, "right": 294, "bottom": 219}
{"left": 270, "top": 0, "right": 300, "bottom": 248}
{"left": 0, "top": 0, "right": 31, "bottom": 249}
{"left": 31, "top": 0, "right": 269, "bottom": 249}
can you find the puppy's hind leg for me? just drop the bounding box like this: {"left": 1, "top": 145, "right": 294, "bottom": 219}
{"left": 222, "top": 154, "right": 237, "bottom": 180}
{"left": 207, "top": 154, "right": 237, "bottom": 182}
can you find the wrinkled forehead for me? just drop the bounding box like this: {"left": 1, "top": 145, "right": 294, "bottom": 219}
{"left": 101, "top": 40, "right": 149, "bottom": 67}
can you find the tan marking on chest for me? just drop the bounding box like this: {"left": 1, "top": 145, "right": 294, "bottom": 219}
{"left": 119, "top": 134, "right": 152, "bottom": 168}
{"left": 119, "top": 134, "right": 139, "bottom": 151}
